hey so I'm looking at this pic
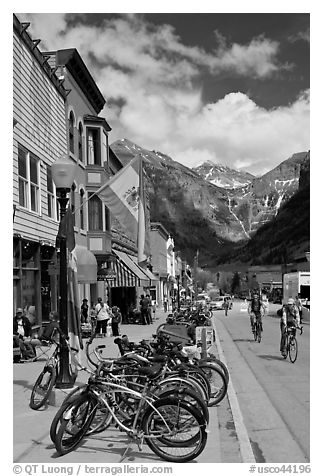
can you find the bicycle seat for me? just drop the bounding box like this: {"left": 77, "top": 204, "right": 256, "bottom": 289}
{"left": 137, "top": 363, "right": 163, "bottom": 380}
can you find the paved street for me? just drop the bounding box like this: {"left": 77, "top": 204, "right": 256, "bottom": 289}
{"left": 13, "top": 303, "right": 310, "bottom": 464}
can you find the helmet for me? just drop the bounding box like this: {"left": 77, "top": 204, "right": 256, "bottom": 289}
{"left": 287, "top": 298, "right": 295, "bottom": 305}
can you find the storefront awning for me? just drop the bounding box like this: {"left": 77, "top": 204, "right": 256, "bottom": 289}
{"left": 74, "top": 245, "right": 97, "bottom": 283}
{"left": 127, "top": 255, "right": 159, "bottom": 285}
{"left": 110, "top": 250, "right": 150, "bottom": 288}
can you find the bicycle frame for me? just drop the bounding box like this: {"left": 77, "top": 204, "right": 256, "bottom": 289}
{"left": 66, "top": 378, "right": 175, "bottom": 440}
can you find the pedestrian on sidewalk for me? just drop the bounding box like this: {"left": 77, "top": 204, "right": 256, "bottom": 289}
{"left": 163, "top": 297, "right": 168, "bottom": 313}
{"left": 95, "top": 297, "right": 111, "bottom": 337}
{"left": 80, "top": 298, "right": 89, "bottom": 324}
{"left": 140, "top": 294, "right": 150, "bottom": 325}
{"left": 146, "top": 294, "right": 153, "bottom": 324}
{"left": 111, "top": 306, "right": 122, "bottom": 336}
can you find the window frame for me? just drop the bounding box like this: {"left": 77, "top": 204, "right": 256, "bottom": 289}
{"left": 69, "top": 111, "right": 75, "bottom": 155}
{"left": 17, "top": 145, "right": 41, "bottom": 214}
{"left": 79, "top": 188, "right": 85, "bottom": 230}
{"left": 46, "top": 165, "right": 57, "bottom": 220}
{"left": 86, "top": 127, "right": 101, "bottom": 165}
{"left": 88, "top": 192, "right": 103, "bottom": 231}
{"left": 78, "top": 122, "right": 83, "bottom": 162}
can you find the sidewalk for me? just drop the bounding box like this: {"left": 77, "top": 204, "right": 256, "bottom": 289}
{"left": 12, "top": 308, "right": 232, "bottom": 464}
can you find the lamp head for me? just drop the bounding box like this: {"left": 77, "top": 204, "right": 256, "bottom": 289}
{"left": 51, "top": 155, "right": 77, "bottom": 191}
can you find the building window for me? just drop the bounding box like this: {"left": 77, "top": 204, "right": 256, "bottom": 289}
{"left": 69, "top": 111, "right": 75, "bottom": 154}
{"left": 80, "top": 188, "right": 85, "bottom": 230}
{"left": 87, "top": 128, "right": 101, "bottom": 165}
{"left": 47, "top": 165, "right": 56, "bottom": 219}
{"left": 70, "top": 183, "right": 76, "bottom": 226}
{"left": 18, "top": 144, "right": 40, "bottom": 213}
{"left": 78, "top": 123, "right": 83, "bottom": 162}
{"left": 88, "top": 193, "right": 102, "bottom": 230}
{"left": 104, "top": 206, "right": 110, "bottom": 232}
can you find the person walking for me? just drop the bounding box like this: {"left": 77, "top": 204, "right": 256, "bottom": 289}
{"left": 80, "top": 298, "right": 89, "bottom": 324}
{"left": 223, "top": 298, "right": 229, "bottom": 317}
{"left": 146, "top": 294, "right": 153, "bottom": 324}
{"left": 95, "top": 297, "right": 111, "bottom": 337}
{"left": 111, "top": 306, "right": 122, "bottom": 336}
{"left": 140, "top": 294, "right": 150, "bottom": 325}
{"left": 163, "top": 297, "right": 168, "bottom": 313}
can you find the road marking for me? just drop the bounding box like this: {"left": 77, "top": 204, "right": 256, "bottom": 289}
{"left": 212, "top": 318, "right": 256, "bottom": 463}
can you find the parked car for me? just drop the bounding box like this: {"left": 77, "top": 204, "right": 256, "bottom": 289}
{"left": 210, "top": 296, "right": 226, "bottom": 310}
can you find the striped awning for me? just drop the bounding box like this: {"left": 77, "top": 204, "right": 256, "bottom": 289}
{"left": 127, "top": 255, "right": 159, "bottom": 284}
{"left": 108, "top": 250, "right": 150, "bottom": 288}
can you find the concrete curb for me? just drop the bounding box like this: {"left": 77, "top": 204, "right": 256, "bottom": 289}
{"left": 211, "top": 318, "right": 256, "bottom": 463}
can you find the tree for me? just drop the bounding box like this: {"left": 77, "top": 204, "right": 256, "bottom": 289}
{"left": 231, "top": 272, "right": 241, "bottom": 295}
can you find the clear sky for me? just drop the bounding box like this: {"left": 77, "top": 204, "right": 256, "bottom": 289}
{"left": 15, "top": 7, "right": 310, "bottom": 175}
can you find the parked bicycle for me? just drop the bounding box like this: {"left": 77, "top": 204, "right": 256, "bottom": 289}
{"left": 51, "top": 339, "right": 208, "bottom": 462}
{"left": 29, "top": 329, "right": 84, "bottom": 410}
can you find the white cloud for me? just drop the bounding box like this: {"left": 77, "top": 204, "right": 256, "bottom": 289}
{"left": 16, "top": 13, "right": 310, "bottom": 175}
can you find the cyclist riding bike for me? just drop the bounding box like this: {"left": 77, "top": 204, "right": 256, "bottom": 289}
{"left": 280, "top": 298, "right": 303, "bottom": 358}
{"left": 248, "top": 293, "right": 265, "bottom": 333}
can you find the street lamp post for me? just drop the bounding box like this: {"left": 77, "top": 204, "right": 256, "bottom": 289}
{"left": 176, "top": 275, "right": 180, "bottom": 311}
{"left": 52, "top": 155, "right": 77, "bottom": 389}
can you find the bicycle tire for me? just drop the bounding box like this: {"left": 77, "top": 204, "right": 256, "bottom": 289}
{"left": 257, "top": 323, "right": 262, "bottom": 343}
{"left": 142, "top": 397, "right": 207, "bottom": 462}
{"left": 156, "top": 386, "right": 209, "bottom": 424}
{"left": 50, "top": 386, "right": 88, "bottom": 443}
{"left": 198, "top": 362, "right": 228, "bottom": 406}
{"left": 288, "top": 336, "right": 298, "bottom": 363}
{"left": 157, "top": 376, "right": 208, "bottom": 403}
{"left": 169, "top": 372, "right": 210, "bottom": 403}
{"left": 30, "top": 365, "right": 56, "bottom": 410}
{"left": 172, "top": 364, "right": 211, "bottom": 402}
{"left": 199, "top": 356, "right": 229, "bottom": 384}
{"left": 54, "top": 394, "right": 98, "bottom": 455}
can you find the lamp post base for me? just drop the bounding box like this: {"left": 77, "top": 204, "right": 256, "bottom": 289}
{"left": 55, "top": 346, "right": 76, "bottom": 389}
{"left": 55, "top": 368, "right": 76, "bottom": 389}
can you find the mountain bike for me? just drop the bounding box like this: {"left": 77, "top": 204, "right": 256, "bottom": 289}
{"left": 281, "top": 325, "right": 302, "bottom": 363}
{"left": 29, "top": 330, "right": 84, "bottom": 410}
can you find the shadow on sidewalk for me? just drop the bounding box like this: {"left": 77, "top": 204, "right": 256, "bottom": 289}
{"left": 13, "top": 379, "right": 34, "bottom": 391}
{"left": 258, "top": 354, "right": 286, "bottom": 362}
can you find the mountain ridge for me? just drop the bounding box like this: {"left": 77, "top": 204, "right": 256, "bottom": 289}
{"left": 110, "top": 139, "right": 310, "bottom": 266}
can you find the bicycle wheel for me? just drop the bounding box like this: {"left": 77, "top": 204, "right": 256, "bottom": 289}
{"left": 156, "top": 387, "right": 209, "bottom": 424}
{"left": 173, "top": 365, "right": 211, "bottom": 402}
{"left": 54, "top": 394, "right": 98, "bottom": 455}
{"left": 201, "top": 355, "right": 229, "bottom": 384}
{"left": 30, "top": 365, "right": 56, "bottom": 410}
{"left": 257, "top": 323, "right": 262, "bottom": 343}
{"left": 288, "top": 336, "right": 298, "bottom": 363}
{"left": 50, "top": 386, "right": 86, "bottom": 443}
{"left": 142, "top": 397, "right": 207, "bottom": 462}
{"left": 50, "top": 386, "right": 109, "bottom": 442}
{"left": 198, "top": 362, "right": 228, "bottom": 407}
